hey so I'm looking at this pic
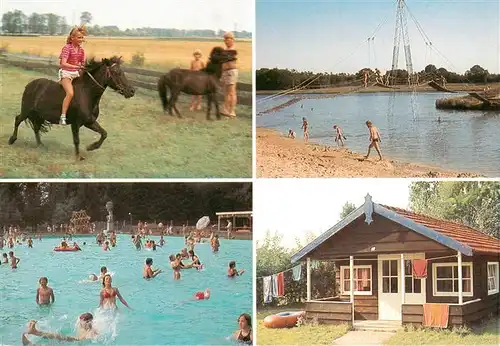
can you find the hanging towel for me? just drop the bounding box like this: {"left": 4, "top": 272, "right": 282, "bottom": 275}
{"left": 276, "top": 272, "right": 285, "bottom": 296}
{"left": 263, "top": 276, "right": 273, "bottom": 304}
{"left": 271, "top": 274, "right": 279, "bottom": 298}
{"left": 412, "top": 259, "right": 428, "bottom": 279}
{"left": 423, "top": 303, "right": 449, "bottom": 328}
{"left": 292, "top": 264, "right": 302, "bottom": 281}
{"left": 311, "top": 260, "right": 320, "bottom": 270}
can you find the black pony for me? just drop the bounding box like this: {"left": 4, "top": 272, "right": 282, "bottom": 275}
{"left": 8, "top": 56, "right": 135, "bottom": 160}
{"left": 157, "top": 46, "right": 234, "bottom": 120}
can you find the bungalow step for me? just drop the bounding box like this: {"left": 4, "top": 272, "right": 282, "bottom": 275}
{"left": 353, "top": 320, "right": 402, "bottom": 332}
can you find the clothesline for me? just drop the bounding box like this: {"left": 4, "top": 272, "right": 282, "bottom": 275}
{"left": 256, "top": 265, "right": 299, "bottom": 280}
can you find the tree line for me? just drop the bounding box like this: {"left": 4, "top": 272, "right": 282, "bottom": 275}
{"left": 256, "top": 64, "right": 500, "bottom": 91}
{"left": 0, "top": 183, "right": 252, "bottom": 230}
{"left": 257, "top": 181, "right": 499, "bottom": 307}
{"left": 1, "top": 10, "right": 252, "bottom": 38}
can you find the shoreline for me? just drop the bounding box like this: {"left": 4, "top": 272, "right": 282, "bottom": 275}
{"left": 256, "top": 83, "right": 499, "bottom": 95}
{"left": 257, "top": 128, "right": 481, "bottom": 178}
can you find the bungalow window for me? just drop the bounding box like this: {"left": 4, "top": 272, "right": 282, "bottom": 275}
{"left": 432, "top": 262, "right": 473, "bottom": 297}
{"left": 340, "top": 265, "right": 372, "bottom": 295}
{"left": 487, "top": 262, "right": 499, "bottom": 295}
{"left": 404, "top": 260, "right": 422, "bottom": 293}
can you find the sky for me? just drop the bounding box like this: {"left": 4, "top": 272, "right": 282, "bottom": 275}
{"left": 254, "top": 179, "right": 412, "bottom": 249}
{"left": 256, "top": 0, "right": 500, "bottom": 74}
{"left": 2, "top": 0, "right": 254, "bottom": 32}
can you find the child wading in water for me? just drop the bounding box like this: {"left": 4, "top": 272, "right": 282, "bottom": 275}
{"left": 333, "top": 125, "right": 346, "bottom": 146}
{"left": 189, "top": 49, "right": 206, "bottom": 111}
{"left": 301, "top": 117, "right": 309, "bottom": 142}
{"left": 36, "top": 277, "right": 55, "bottom": 305}
{"left": 58, "top": 25, "right": 87, "bottom": 125}
{"left": 364, "top": 120, "right": 383, "bottom": 160}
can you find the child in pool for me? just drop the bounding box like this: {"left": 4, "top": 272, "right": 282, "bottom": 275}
{"left": 170, "top": 254, "right": 181, "bottom": 280}
{"left": 58, "top": 25, "right": 87, "bottom": 125}
{"left": 36, "top": 277, "right": 55, "bottom": 305}
{"left": 9, "top": 251, "right": 20, "bottom": 269}
{"left": 211, "top": 234, "right": 220, "bottom": 252}
{"left": 103, "top": 241, "right": 109, "bottom": 251}
{"left": 194, "top": 288, "right": 210, "bottom": 300}
{"left": 143, "top": 258, "right": 162, "bottom": 279}
{"left": 22, "top": 314, "right": 97, "bottom": 344}
{"left": 228, "top": 261, "right": 245, "bottom": 277}
{"left": 2, "top": 252, "right": 8, "bottom": 264}
{"left": 27, "top": 237, "right": 33, "bottom": 248}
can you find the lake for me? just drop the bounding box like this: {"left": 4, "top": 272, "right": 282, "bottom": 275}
{"left": 257, "top": 92, "right": 500, "bottom": 176}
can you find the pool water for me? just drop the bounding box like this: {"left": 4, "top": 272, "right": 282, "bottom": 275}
{"left": 0, "top": 235, "right": 252, "bottom": 345}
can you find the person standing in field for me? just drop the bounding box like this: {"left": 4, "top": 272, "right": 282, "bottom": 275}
{"left": 364, "top": 120, "right": 383, "bottom": 161}
{"left": 58, "top": 25, "right": 87, "bottom": 125}
{"left": 189, "top": 49, "right": 206, "bottom": 111}
{"left": 220, "top": 32, "right": 238, "bottom": 118}
{"left": 333, "top": 125, "right": 346, "bottom": 146}
{"left": 301, "top": 117, "right": 309, "bottom": 142}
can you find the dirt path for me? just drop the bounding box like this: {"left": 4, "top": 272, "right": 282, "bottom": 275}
{"left": 257, "top": 128, "right": 480, "bottom": 178}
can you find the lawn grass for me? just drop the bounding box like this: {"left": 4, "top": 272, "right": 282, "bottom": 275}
{"left": 257, "top": 305, "right": 351, "bottom": 346}
{"left": 385, "top": 317, "right": 500, "bottom": 345}
{"left": 0, "top": 65, "right": 252, "bottom": 178}
{"left": 1, "top": 36, "right": 252, "bottom": 82}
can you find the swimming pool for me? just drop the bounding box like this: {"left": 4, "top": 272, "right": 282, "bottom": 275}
{"left": 0, "top": 235, "right": 253, "bottom": 345}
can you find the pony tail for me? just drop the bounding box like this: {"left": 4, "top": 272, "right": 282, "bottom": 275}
{"left": 66, "top": 25, "right": 89, "bottom": 44}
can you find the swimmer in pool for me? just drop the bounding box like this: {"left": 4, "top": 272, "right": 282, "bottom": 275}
{"left": 211, "top": 234, "right": 220, "bottom": 252}
{"left": 228, "top": 261, "right": 245, "bottom": 277}
{"left": 99, "top": 274, "right": 131, "bottom": 309}
{"left": 158, "top": 235, "right": 165, "bottom": 246}
{"left": 2, "top": 252, "right": 8, "bottom": 264}
{"left": 194, "top": 288, "right": 210, "bottom": 300}
{"left": 232, "top": 313, "right": 252, "bottom": 345}
{"left": 36, "top": 277, "right": 55, "bottom": 305}
{"left": 170, "top": 254, "right": 181, "bottom": 280}
{"left": 180, "top": 248, "right": 190, "bottom": 259}
{"left": 143, "top": 258, "right": 162, "bottom": 279}
{"left": 103, "top": 241, "right": 110, "bottom": 251}
{"left": 188, "top": 250, "right": 203, "bottom": 269}
{"left": 9, "top": 251, "right": 20, "bottom": 269}
{"left": 21, "top": 313, "right": 97, "bottom": 344}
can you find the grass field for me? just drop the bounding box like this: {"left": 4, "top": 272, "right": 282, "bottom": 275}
{"left": 1, "top": 36, "right": 252, "bottom": 82}
{"left": 385, "top": 317, "right": 500, "bottom": 345}
{"left": 257, "top": 306, "right": 350, "bottom": 345}
{"left": 0, "top": 65, "right": 252, "bottom": 178}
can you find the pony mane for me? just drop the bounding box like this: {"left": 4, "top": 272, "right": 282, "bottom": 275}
{"left": 84, "top": 56, "right": 123, "bottom": 71}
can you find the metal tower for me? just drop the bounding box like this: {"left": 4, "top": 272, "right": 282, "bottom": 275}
{"left": 390, "top": 0, "right": 414, "bottom": 84}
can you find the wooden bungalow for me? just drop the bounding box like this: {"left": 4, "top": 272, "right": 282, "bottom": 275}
{"left": 291, "top": 195, "right": 500, "bottom": 329}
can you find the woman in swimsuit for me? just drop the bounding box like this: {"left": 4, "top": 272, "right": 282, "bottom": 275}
{"left": 232, "top": 313, "right": 252, "bottom": 345}
{"left": 188, "top": 250, "right": 203, "bottom": 269}
{"left": 228, "top": 261, "right": 245, "bottom": 277}
{"left": 99, "top": 274, "right": 131, "bottom": 309}
{"left": 169, "top": 254, "right": 181, "bottom": 280}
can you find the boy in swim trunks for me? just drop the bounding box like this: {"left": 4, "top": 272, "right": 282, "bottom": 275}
{"left": 189, "top": 49, "right": 206, "bottom": 111}
{"left": 364, "top": 120, "right": 383, "bottom": 160}
{"left": 36, "top": 277, "right": 55, "bottom": 305}
{"left": 301, "top": 117, "right": 309, "bottom": 142}
{"left": 194, "top": 288, "right": 210, "bottom": 300}
{"left": 9, "top": 251, "right": 20, "bottom": 269}
{"left": 143, "top": 258, "right": 162, "bottom": 279}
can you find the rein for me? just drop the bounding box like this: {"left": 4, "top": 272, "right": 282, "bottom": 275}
{"left": 85, "top": 63, "right": 124, "bottom": 93}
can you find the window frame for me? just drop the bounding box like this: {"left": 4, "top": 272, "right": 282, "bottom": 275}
{"left": 487, "top": 262, "right": 499, "bottom": 296}
{"left": 340, "top": 265, "right": 373, "bottom": 296}
{"left": 432, "top": 262, "right": 474, "bottom": 297}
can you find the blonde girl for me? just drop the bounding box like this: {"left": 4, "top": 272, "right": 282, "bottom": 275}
{"left": 58, "top": 25, "right": 88, "bottom": 125}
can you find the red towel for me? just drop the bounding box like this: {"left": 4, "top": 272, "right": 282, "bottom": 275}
{"left": 423, "top": 303, "right": 449, "bottom": 328}
{"left": 412, "top": 259, "right": 428, "bottom": 279}
{"left": 276, "top": 272, "right": 285, "bottom": 296}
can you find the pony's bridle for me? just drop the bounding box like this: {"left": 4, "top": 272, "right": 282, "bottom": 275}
{"left": 86, "top": 63, "right": 127, "bottom": 94}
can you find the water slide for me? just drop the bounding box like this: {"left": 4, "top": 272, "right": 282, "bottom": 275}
{"left": 428, "top": 80, "right": 457, "bottom": 93}
{"left": 468, "top": 92, "right": 491, "bottom": 104}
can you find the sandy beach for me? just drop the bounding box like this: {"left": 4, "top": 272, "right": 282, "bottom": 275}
{"left": 257, "top": 128, "right": 480, "bottom": 178}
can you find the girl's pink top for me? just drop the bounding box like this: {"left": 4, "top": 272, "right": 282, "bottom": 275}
{"left": 59, "top": 43, "right": 85, "bottom": 72}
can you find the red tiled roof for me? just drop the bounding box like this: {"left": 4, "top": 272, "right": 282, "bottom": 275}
{"left": 382, "top": 205, "right": 500, "bottom": 255}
